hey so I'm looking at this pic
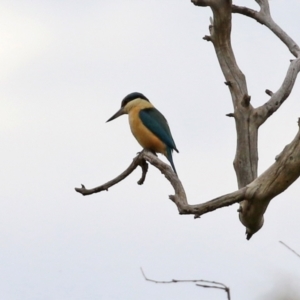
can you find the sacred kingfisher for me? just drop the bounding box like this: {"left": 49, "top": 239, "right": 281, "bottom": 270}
{"left": 107, "top": 92, "right": 179, "bottom": 175}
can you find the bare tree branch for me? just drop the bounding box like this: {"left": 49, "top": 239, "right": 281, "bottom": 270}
{"left": 279, "top": 241, "right": 300, "bottom": 259}
{"left": 238, "top": 5, "right": 300, "bottom": 231}
{"left": 239, "top": 120, "right": 300, "bottom": 239}
{"left": 75, "top": 150, "right": 245, "bottom": 214}
{"left": 180, "top": 120, "right": 300, "bottom": 237}
{"left": 75, "top": 151, "right": 188, "bottom": 205}
{"left": 232, "top": 3, "right": 300, "bottom": 57}
{"left": 231, "top": 0, "right": 300, "bottom": 124}
{"left": 171, "top": 188, "right": 246, "bottom": 216}
{"left": 198, "top": 0, "right": 258, "bottom": 187}
{"left": 193, "top": 0, "right": 262, "bottom": 236}
{"left": 75, "top": 152, "right": 149, "bottom": 196}
{"left": 231, "top": 1, "right": 300, "bottom": 127}
{"left": 75, "top": 120, "right": 300, "bottom": 235}
{"left": 76, "top": 1, "right": 300, "bottom": 239}
{"left": 141, "top": 268, "right": 231, "bottom": 300}
{"left": 189, "top": 0, "right": 300, "bottom": 237}
{"left": 231, "top": 5, "right": 263, "bottom": 24}
{"left": 254, "top": 58, "right": 300, "bottom": 126}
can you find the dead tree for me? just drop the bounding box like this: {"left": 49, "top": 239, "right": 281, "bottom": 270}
{"left": 75, "top": 0, "right": 300, "bottom": 240}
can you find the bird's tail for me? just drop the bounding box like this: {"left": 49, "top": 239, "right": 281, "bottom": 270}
{"left": 166, "top": 148, "right": 178, "bottom": 176}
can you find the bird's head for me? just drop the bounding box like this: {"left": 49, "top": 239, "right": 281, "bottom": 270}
{"left": 106, "top": 92, "right": 150, "bottom": 122}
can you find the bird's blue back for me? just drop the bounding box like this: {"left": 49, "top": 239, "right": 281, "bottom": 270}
{"left": 139, "top": 108, "right": 178, "bottom": 152}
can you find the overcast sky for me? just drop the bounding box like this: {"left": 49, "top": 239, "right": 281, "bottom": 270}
{"left": 1, "top": 0, "right": 300, "bottom": 299}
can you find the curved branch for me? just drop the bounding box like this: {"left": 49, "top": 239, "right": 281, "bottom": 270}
{"left": 239, "top": 120, "right": 300, "bottom": 238}
{"left": 75, "top": 149, "right": 245, "bottom": 214}
{"left": 75, "top": 120, "right": 300, "bottom": 240}
{"left": 75, "top": 150, "right": 188, "bottom": 205}
{"left": 75, "top": 152, "right": 149, "bottom": 196}
{"left": 141, "top": 268, "right": 231, "bottom": 300}
{"left": 232, "top": 3, "right": 300, "bottom": 57}
{"left": 77, "top": 1, "right": 300, "bottom": 239}
{"left": 172, "top": 188, "right": 246, "bottom": 216}
{"left": 75, "top": 151, "right": 191, "bottom": 215}
{"left": 254, "top": 57, "right": 300, "bottom": 126}
{"left": 75, "top": 148, "right": 247, "bottom": 215}
{"left": 231, "top": 5, "right": 263, "bottom": 24}
{"left": 191, "top": 0, "right": 300, "bottom": 238}
{"left": 176, "top": 120, "right": 300, "bottom": 231}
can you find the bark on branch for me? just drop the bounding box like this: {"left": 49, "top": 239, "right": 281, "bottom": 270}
{"left": 76, "top": 0, "right": 300, "bottom": 239}
{"left": 194, "top": 0, "right": 260, "bottom": 236}
{"left": 239, "top": 120, "right": 300, "bottom": 239}
{"left": 191, "top": 0, "right": 300, "bottom": 238}
{"left": 76, "top": 121, "right": 300, "bottom": 239}
{"left": 232, "top": 2, "right": 300, "bottom": 58}
{"left": 75, "top": 153, "right": 149, "bottom": 195}
{"left": 254, "top": 58, "right": 300, "bottom": 126}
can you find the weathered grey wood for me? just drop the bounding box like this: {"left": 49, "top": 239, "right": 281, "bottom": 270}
{"left": 76, "top": 1, "right": 300, "bottom": 240}
{"left": 190, "top": 0, "right": 300, "bottom": 238}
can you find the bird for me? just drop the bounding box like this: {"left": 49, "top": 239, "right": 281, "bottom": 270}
{"left": 106, "top": 92, "right": 179, "bottom": 175}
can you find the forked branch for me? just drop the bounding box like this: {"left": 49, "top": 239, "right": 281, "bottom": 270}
{"left": 190, "top": 0, "right": 300, "bottom": 237}
{"left": 76, "top": 0, "right": 300, "bottom": 239}
{"left": 76, "top": 121, "right": 300, "bottom": 231}
{"left": 75, "top": 153, "right": 149, "bottom": 196}
{"left": 75, "top": 150, "right": 247, "bottom": 214}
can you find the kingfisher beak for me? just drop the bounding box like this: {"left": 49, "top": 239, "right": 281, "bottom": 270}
{"left": 106, "top": 107, "right": 125, "bottom": 122}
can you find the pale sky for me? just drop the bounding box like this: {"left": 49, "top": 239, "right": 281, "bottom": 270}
{"left": 1, "top": 1, "right": 300, "bottom": 299}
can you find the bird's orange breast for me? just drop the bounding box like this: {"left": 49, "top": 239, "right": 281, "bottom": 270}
{"left": 129, "top": 107, "right": 166, "bottom": 155}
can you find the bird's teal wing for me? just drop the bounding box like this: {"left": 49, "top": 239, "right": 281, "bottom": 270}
{"left": 139, "top": 108, "right": 178, "bottom": 152}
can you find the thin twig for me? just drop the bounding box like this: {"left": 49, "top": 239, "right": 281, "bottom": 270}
{"left": 279, "top": 241, "right": 300, "bottom": 258}
{"left": 141, "top": 268, "right": 231, "bottom": 300}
